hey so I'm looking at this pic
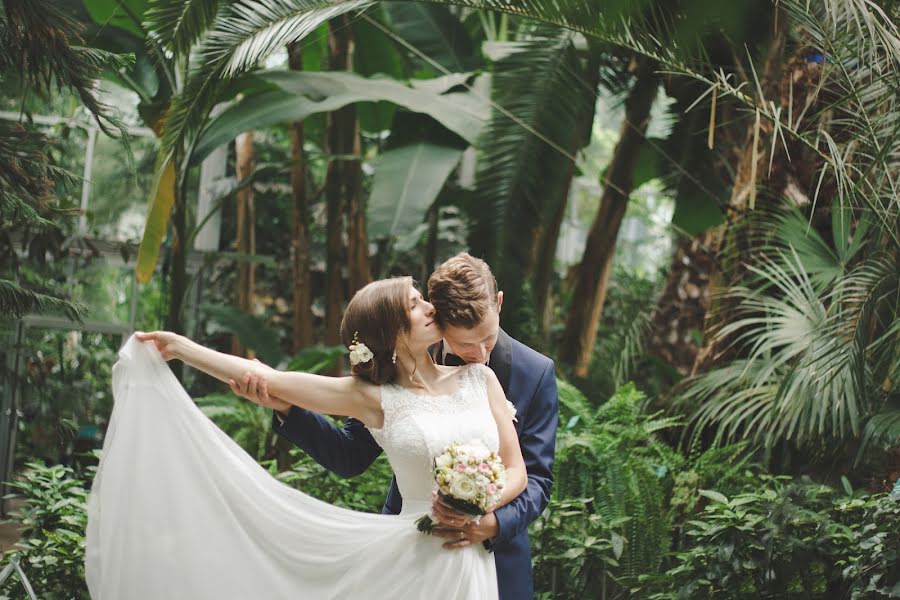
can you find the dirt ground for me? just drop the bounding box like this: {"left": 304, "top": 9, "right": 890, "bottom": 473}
{"left": 0, "top": 498, "right": 26, "bottom": 554}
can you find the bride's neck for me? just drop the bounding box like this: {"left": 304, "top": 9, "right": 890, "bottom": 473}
{"left": 393, "top": 349, "right": 439, "bottom": 390}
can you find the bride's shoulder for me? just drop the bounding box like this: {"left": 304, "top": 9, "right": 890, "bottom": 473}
{"left": 462, "top": 362, "right": 498, "bottom": 388}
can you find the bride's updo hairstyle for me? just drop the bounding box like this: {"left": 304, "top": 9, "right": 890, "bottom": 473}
{"left": 340, "top": 276, "right": 413, "bottom": 385}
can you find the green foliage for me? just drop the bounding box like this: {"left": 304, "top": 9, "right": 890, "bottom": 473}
{"left": 200, "top": 304, "right": 283, "bottom": 366}
{"left": 194, "top": 392, "right": 274, "bottom": 462}
{"left": 580, "top": 267, "right": 664, "bottom": 403}
{"left": 836, "top": 493, "right": 900, "bottom": 599}
{"left": 668, "top": 442, "right": 760, "bottom": 534}
{"left": 274, "top": 448, "right": 395, "bottom": 513}
{"left": 1, "top": 462, "right": 92, "bottom": 600}
{"left": 643, "top": 477, "right": 900, "bottom": 600}
{"left": 13, "top": 331, "right": 118, "bottom": 468}
{"left": 683, "top": 209, "right": 899, "bottom": 461}
{"left": 534, "top": 382, "right": 681, "bottom": 596}
{"left": 531, "top": 498, "right": 628, "bottom": 599}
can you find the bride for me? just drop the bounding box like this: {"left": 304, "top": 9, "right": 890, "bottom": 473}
{"left": 85, "top": 276, "right": 526, "bottom": 599}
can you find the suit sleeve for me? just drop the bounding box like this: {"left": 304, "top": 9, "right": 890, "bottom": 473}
{"left": 490, "top": 360, "right": 558, "bottom": 546}
{"left": 272, "top": 406, "right": 382, "bottom": 478}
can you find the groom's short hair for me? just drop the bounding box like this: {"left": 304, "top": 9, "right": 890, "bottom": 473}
{"left": 427, "top": 253, "right": 499, "bottom": 329}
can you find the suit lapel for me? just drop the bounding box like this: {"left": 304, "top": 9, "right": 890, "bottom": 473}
{"left": 428, "top": 341, "right": 444, "bottom": 365}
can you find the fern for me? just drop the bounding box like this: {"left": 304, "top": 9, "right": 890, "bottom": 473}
{"left": 549, "top": 381, "right": 680, "bottom": 590}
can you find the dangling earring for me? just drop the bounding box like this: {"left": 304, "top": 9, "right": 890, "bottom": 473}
{"left": 391, "top": 349, "right": 397, "bottom": 364}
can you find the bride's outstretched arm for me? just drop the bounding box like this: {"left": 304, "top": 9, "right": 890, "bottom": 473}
{"left": 135, "top": 331, "right": 382, "bottom": 427}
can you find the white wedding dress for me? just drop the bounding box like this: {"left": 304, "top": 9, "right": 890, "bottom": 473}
{"left": 85, "top": 336, "right": 499, "bottom": 599}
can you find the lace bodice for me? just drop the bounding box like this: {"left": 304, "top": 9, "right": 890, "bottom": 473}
{"left": 367, "top": 363, "right": 499, "bottom": 513}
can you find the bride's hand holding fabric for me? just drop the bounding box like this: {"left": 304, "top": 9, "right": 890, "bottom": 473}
{"left": 135, "top": 331, "right": 188, "bottom": 361}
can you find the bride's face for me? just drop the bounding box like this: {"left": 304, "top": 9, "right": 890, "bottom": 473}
{"left": 400, "top": 286, "right": 442, "bottom": 352}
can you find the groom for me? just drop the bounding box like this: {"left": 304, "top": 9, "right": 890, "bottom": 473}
{"left": 236, "top": 253, "right": 558, "bottom": 600}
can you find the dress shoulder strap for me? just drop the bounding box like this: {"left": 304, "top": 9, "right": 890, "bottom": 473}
{"left": 458, "top": 363, "right": 491, "bottom": 407}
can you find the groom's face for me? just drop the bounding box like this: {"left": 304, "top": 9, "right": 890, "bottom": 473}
{"left": 442, "top": 292, "right": 503, "bottom": 365}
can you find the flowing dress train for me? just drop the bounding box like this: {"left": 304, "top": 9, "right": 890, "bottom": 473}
{"left": 85, "top": 335, "right": 499, "bottom": 599}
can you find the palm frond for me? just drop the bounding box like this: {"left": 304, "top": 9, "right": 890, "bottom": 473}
{"left": 0, "top": 279, "right": 85, "bottom": 323}
{"left": 0, "top": 122, "right": 79, "bottom": 229}
{"left": 0, "top": 0, "right": 129, "bottom": 137}
{"left": 162, "top": 0, "right": 371, "bottom": 160}
{"left": 145, "top": 0, "right": 224, "bottom": 57}
{"left": 684, "top": 241, "right": 898, "bottom": 451}
{"left": 857, "top": 409, "right": 900, "bottom": 461}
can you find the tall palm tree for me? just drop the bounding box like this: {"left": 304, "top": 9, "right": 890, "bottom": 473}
{"left": 674, "top": 1, "right": 900, "bottom": 466}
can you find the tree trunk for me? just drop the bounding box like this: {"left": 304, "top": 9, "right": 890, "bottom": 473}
{"left": 233, "top": 131, "right": 256, "bottom": 357}
{"left": 534, "top": 164, "right": 571, "bottom": 336}
{"left": 647, "top": 234, "right": 716, "bottom": 375}
{"left": 346, "top": 132, "right": 369, "bottom": 296}
{"left": 534, "top": 49, "right": 603, "bottom": 336}
{"left": 287, "top": 42, "right": 313, "bottom": 354}
{"left": 687, "top": 15, "right": 787, "bottom": 375}
{"left": 165, "top": 180, "right": 188, "bottom": 336}
{"left": 323, "top": 15, "right": 364, "bottom": 349}
{"left": 424, "top": 200, "right": 439, "bottom": 284}
{"left": 558, "top": 60, "right": 659, "bottom": 377}
{"left": 165, "top": 159, "right": 188, "bottom": 381}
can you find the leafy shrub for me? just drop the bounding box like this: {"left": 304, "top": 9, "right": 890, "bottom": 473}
{"left": 531, "top": 498, "right": 628, "bottom": 599}
{"left": 1, "top": 462, "right": 91, "bottom": 600}
{"left": 836, "top": 493, "right": 900, "bottom": 598}
{"left": 273, "top": 450, "right": 395, "bottom": 513}
{"left": 533, "top": 383, "right": 682, "bottom": 597}
{"left": 644, "top": 476, "right": 900, "bottom": 599}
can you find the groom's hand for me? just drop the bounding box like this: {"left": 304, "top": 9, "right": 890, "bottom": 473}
{"left": 228, "top": 361, "right": 292, "bottom": 414}
{"left": 431, "top": 493, "right": 499, "bottom": 550}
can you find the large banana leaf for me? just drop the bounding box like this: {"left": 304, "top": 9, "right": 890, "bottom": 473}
{"left": 82, "top": 0, "right": 148, "bottom": 37}
{"left": 366, "top": 142, "right": 465, "bottom": 240}
{"left": 382, "top": 4, "right": 480, "bottom": 74}
{"left": 191, "top": 70, "right": 488, "bottom": 163}
{"left": 135, "top": 159, "right": 176, "bottom": 284}
{"left": 200, "top": 304, "right": 283, "bottom": 366}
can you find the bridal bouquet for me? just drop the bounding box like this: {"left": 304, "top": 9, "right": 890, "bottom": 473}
{"left": 416, "top": 442, "right": 506, "bottom": 534}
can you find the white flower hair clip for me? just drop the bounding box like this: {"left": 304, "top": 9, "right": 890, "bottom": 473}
{"left": 348, "top": 332, "right": 374, "bottom": 366}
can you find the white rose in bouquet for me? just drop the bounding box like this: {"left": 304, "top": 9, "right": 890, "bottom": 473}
{"left": 449, "top": 474, "right": 478, "bottom": 502}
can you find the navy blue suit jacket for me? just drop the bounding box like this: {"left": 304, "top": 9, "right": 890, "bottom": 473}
{"left": 273, "top": 329, "right": 558, "bottom": 600}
